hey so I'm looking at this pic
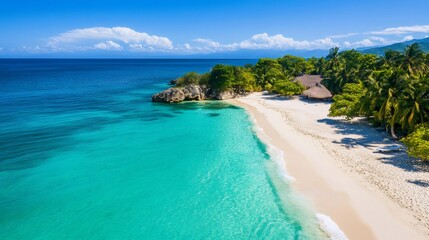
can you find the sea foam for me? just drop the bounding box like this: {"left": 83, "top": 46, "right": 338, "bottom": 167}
{"left": 247, "top": 109, "right": 347, "bottom": 240}
{"left": 316, "top": 214, "right": 348, "bottom": 240}
{"left": 250, "top": 114, "right": 296, "bottom": 182}
{"left": 266, "top": 143, "right": 296, "bottom": 182}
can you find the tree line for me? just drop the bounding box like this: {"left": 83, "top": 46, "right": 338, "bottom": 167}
{"left": 173, "top": 43, "right": 429, "bottom": 161}
{"left": 325, "top": 44, "right": 429, "bottom": 161}
{"left": 174, "top": 55, "right": 312, "bottom": 96}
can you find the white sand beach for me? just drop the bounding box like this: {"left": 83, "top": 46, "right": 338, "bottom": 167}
{"left": 228, "top": 92, "right": 429, "bottom": 240}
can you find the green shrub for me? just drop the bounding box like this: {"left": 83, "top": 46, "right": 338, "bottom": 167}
{"left": 329, "top": 83, "right": 365, "bottom": 119}
{"left": 272, "top": 80, "right": 304, "bottom": 96}
{"left": 233, "top": 67, "right": 257, "bottom": 92}
{"left": 176, "top": 72, "right": 201, "bottom": 86}
{"left": 208, "top": 64, "right": 235, "bottom": 91}
{"left": 401, "top": 123, "right": 429, "bottom": 161}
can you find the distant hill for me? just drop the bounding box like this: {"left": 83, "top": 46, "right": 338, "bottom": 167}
{"left": 360, "top": 37, "right": 429, "bottom": 55}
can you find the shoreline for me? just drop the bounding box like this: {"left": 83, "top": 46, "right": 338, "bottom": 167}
{"left": 227, "top": 93, "right": 428, "bottom": 240}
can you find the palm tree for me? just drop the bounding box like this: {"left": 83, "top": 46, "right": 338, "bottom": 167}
{"left": 395, "top": 74, "right": 429, "bottom": 131}
{"left": 323, "top": 66, "right": 346, "bottom": 95}
{"left": 326, "top": 47, "right": 340, "bottom": 71}
{"left": 252, "top": 58, "right": 284, "bottom": 89}
{"left": 359, "top": 70, "right": 384, "bottom": 117}
{"left": 371, "top": 69, "right": 407, "bottom": 138}
{"left": 315, "top": 57, "right": 327, "bottom": 76}
{"left": 379, "top": 50, "right": 401, "bottom": 69}
{"left": 397, "top": 43, "right": 425, "bottom": 75}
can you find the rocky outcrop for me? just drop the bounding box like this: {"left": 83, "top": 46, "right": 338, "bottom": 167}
{"left": 152, "top": 85, "right": 244, "bottom": 103}
{"left": 182, "top": 85, "right": 207, "bottom": 100}
{"left": 207, "top": 89, "right": 238, "bottom": 100}
{"left": 152, "top": 85, "right": 207, "bottom": 103}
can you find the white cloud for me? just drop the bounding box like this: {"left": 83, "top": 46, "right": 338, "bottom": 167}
{"left": 128, "top": 43, "right": 144, "bottom": 50}
{"left": 328, "top": 33, "right": 359, "bottom": 39}
{"left": 194, "top": 38, "right": 222, "bottom": 48}
{"left": 184, "top": 43, "right": 191, "bottom": 50}
{"left": 238, "top": 33, "right": 339, "bottom": 50}
{"left": 94, "top": 41, "right": 123, "bottom": 50}
{"left": 370, "top": 25, "right": 429, "bottom": 35}
{"left": 21, "top": 45, "right": 50, "bottom": 53}
{"left": 402, "top": 35, "right": 414, "bottom": 41}
{"left": 355, "top": 39, "right": 374, "bottom": 47}
{"left": 342, "top": 36, "right": 394, "bottom": 48}
{"left": 368, "top": 36, "right": 389, "bottom": 43}
{"left": 182, "top": 38, "right": 238, "bottom": 53}
{"left": 182, "top": 34, "right": 339, "bottom": 53}
{"left": 48, "top": 27, "right": 173, "bottom": 51}
{"left": 19, "top": 24, "right": 429, "bottom": 55}
{"left": 128, "top": 43, "right": 162, "bottom": 52}
{"left": 343, "top": 39, "right": 374, "bottom": 48}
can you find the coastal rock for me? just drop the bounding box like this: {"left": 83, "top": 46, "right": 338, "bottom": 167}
{"left": 183, "top": 84, "right": 207, "bottom": 100}
{"left": 218, "top": 90, "right": 238, "bottom": 100}
{"left": 209, "top": 89, "right": 238, "bottom": 100}
{"left": 152, "top": 84, "right": 244, "bottom": 102}
{"left": 152, "top": 87, "right": 185, "bottom": 102}
{"left": 152, "top": 85, "right": 206, "bottom": 103}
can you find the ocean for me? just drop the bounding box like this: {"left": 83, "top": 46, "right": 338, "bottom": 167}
{"left": 0, "top": 59, "right": 325, "bottom": 239}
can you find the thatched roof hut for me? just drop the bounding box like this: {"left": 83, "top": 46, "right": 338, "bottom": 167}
{"left": 294, "top": 74, "right": 323, "bottom": 88}
{"left": 302, "top": 83, "right": 333, "bottom": 99}
{"left": 294, "top": 74, "right": 332, "bottom": 100}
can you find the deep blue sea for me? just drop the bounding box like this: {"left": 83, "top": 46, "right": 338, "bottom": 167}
{"left": 0, "top": 59, "right": 324, "bottom": 239}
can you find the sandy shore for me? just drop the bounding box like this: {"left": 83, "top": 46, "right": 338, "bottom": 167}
{"left": 228, "top": 93, "right": 429, "bottom": 240}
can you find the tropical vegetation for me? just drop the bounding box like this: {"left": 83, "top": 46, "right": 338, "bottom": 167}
{"left": 326, "top": 43, "right": 429, "bottom": 161}
{"left": 173, "top": 43, "right": 429, "bottom": 161}
{"left": 173, "top": 55, "right": 311, "bottom": 96}
{"left": 401, "top": 123, "right": 429, "bottom": 161}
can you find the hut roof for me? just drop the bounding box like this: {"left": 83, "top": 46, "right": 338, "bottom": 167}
{"left": 294, "top": 74, "right": 323, "bottom": 88}
{"left": 302, "top": 83, "right": 333, "bottom": 99}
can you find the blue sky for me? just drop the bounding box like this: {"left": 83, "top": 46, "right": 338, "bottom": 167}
{"left": 1, "top": 0, "right": 429, "bottom": 57}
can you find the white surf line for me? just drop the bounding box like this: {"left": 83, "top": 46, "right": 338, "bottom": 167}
{"left": 316, "top": 214, "right": 349, "bottom": 240}
{"left": 248, "top": 110, "right": 296, "bottom": 182}
{"left": 266, "top": 143, "right": 296, "bottom": 182}
{"left": 244, "top": 105, "right": 348, "bottom": 240}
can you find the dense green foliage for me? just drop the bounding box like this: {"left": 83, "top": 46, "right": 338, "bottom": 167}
{"left": 401, "top": 123, "right": 429, "bottom": 161}
{"left": 174, "top": 57, "right": 311, "bottom": 95}
{"left": 175, "top": 72, "right": 203, "bottom": 86}
{"left": 208, "top": 65, "right": 236, "bottom": 91}
{"left": 272, "top": 80, "right": 305, "bottom": 96}
{"left": 207, "top": 64, "right": 259, "bottom": 92}
{"left": 328, "top": 83, "right": 365, "bottom": 119}
{"left": 326, "top": 43, "right": 429, "bottom": 161}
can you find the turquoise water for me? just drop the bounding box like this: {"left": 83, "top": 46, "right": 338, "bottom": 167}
{"left": 0, "top": 60, "right": 323, "bottom": 239}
